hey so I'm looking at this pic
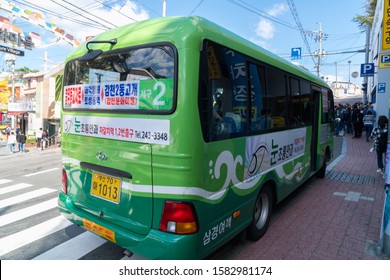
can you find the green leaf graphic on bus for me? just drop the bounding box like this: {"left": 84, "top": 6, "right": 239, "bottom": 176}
{"left": 139, "top": 78, "right": 173, "bottom": 111}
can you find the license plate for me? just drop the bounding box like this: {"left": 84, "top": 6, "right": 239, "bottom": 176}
{"left": 91, "top": 172, "right": 121, "bottom": 203}
{"left": 83, "top": 218, "right": 116, "bottom": 242}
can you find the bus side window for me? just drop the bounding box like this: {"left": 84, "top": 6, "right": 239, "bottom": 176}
{"left": 267, "top": 68, "right": 287, "bottom": 129}
{"left": 301, "top": 81, "right": 312, "bottom": 125}
{"left": 249, "top": 63, "right": 267, "bottom": 132}
{"left": 211, "top": 78, "right": 242, "bottom": 135}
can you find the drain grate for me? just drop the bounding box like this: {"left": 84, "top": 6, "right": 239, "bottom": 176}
{"left": 326, "top": 171, "right": 376, "bottom": 186}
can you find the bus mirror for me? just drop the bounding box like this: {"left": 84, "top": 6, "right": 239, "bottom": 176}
{"left": 79, "top": 38, "right": 117, "bottom": 61}
{"left": 79, "top": 49, "right": 103, "bottom": 61}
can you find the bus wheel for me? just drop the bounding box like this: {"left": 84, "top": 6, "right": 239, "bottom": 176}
{"left": 317, "top": 155, "right": 327, "bottom": 178}
{"left": 247, "top": 185, "right": 273, "bottom": 241}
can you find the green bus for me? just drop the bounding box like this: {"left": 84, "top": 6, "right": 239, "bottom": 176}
{"left": 58, "top": 16, "right": 334, "bottom": 259}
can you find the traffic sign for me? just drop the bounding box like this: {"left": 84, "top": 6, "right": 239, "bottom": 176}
{"left": 291, "top": 47, "right": 301, "bottom": 60}
{"left": 360, "top": 63, "right": 374, "bottom": 77}
{"left": 378, "top": 83, "right": 386, "bottom": 93}
{"left": 0, "top": 44, "right": 24, "bottom": 56}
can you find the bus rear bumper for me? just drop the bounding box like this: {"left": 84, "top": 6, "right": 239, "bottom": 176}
{"left": 58, "top": 192, "right": 198, "bottom": 260}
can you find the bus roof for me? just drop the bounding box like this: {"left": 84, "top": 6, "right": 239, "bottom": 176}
{"left": 67, "top": 16, "right": 329, "bottom": 88}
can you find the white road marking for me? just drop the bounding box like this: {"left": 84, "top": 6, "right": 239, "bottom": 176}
{"left": 0, "top": 215, "right": 72, "bottom": 256}
{"left": 0, "top": 179, "right": 12, "bottom": 185}
{"left": 0, "top": 183, "right": 33, "bottom": 195}
{"left": 0, "top": 188, "right": 56, "bottom": 209}
{"left": 23, "top": 168, "right": 59, "bottom": 177}
{"left": 33, "top": 231, "right": 106, "bottom": 260}
{"left": 0, "top": 198, "right": 58, "bottom": 227}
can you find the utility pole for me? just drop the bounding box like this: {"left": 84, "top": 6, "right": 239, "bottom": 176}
{"left": 40, "top": 51, "right": 53, "bottom": 72}
{"left": 10, "top": 14, "right": 16, "bottom": 103}
{"left": 348, "top": 60, "right": 351, "bottom": 85}
{"left": 335, "top": 61, "right": 338, "bottom": 92}
{"left": 11, "top": 59, "right": 15, "bottom": 103}
{"left": 162, "top": 0, "right": 166, "bottom": 17}
{"left": 363, "top": 22, "right": 370, "bottom": 104}
{"left": 312, "top": 22, "right": 327, "bottom": 76}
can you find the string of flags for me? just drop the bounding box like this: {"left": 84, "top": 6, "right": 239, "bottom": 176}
{"left": 0, "top": 0, "right": 81, "bottom": 48}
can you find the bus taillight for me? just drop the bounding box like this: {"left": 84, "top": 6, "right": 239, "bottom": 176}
{"left": 62, "top": 169, "right": 68, "bottom": 194}
{"left": 159, "top": 201, "right": 198, "bottom": 234}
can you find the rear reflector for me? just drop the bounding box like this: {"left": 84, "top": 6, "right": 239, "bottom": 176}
{"left": 62, "top": 169, "right": 68, "bottom": 194}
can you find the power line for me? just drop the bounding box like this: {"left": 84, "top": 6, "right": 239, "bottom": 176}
{"left": 60, "top": 0, "right": 117, "bottom": 29}
{"left": 131, "top": 0, "right": 161, "bottom": 17}
{"left": 21, "top": 0, "right": 105, "bottom": 30}
{"left": 286, "top": 0, "right": 316, "bottom": 66}
{"left": 189, "top": 0, "right": 205, "bottom": 15}
{"left": 92, "top": 0, "right": 138, "bottom": 22}
{"left": 226, "top": 0, "right": 298, "bottom": 31}
{"left": 13, "top": 0, "right": 108, "bottom": 30}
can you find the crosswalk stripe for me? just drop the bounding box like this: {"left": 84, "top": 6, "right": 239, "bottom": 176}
{"left": 0, "top": 198, "right": 58, "bottom": 227}
{"left": 24, "top": 168, "right": 59, "bottom": 177}
{"left": 0, "top": 179, "right": 12, "bottom": 185}
{"left": 0, "top": 215, "right": 72, "bottom": 256}
{"left": 0, "top": 188, "right": 56, "bottom": 209}
{"left": 33, "top": 231, "right": 106, "bottom": 260}
{"left": 0, "top": 183, "right": 34, "bottom": 195}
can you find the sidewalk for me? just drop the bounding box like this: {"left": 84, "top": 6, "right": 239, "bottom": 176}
{"left": 234, "top": 134, "right": 389, "bottom": 260}
{"left": 0, "top": 140, "right": 59, "bottom": 159}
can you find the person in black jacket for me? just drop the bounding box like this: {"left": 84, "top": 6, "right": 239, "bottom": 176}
{"left": 351, "top": 104, "right": 363, "bottom": 138}
{"left": 16, "top": 131, "right": 27, "bottom": 153}
{"left": 371, "top": 115, "right": 388, "bottom": 175}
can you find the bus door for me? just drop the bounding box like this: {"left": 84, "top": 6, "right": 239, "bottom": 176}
{"left": 310, "top": 88, "right": 321, "bottom": 172}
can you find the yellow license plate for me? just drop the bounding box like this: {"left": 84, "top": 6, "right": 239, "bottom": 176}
{"left": 91, "top": 172, "right": 121, "bottom": 203}
{"left": 83, "top": 218, "right": 116, "bottom": 242}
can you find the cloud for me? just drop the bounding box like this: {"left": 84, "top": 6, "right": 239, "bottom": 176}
{"left": 268, "top": 3, "right": 288, "bottom": 17}
{"left": 255, "top": 19, "right": 275, "bottom": 39}
{"left": 254, "top": 2, "right": 288, "bottom": 40}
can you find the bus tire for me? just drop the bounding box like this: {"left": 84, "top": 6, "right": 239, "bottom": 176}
{"left": 247, "top": 185, "right": 273, "bottom": 241}
{"left": 317, "top": 156, "right": 327, "bottom": 178}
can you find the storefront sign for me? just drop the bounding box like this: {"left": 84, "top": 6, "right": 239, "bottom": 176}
{"left": 379, "top": 53, "right": 390, "bottom": 68}
{"left": 382, "top": 0, "right": 390, "bottom": 50}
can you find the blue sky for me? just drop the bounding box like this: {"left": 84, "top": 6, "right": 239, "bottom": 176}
{"left": 1, "top": 0, "right": 368, "bottom": 85}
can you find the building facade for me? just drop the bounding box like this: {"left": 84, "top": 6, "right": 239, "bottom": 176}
{"left": 367, "top": 0, "right": 390, "bottom": 117}
{"left": 2, "top": 63, "right": 63, "bottom": 140}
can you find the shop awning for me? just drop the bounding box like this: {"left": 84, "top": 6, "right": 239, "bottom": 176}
{"left": 7, "top": 111, "right": 28, "bottom": 116}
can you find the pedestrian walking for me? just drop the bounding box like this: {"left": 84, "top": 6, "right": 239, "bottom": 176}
{"left": 17, "top": 131, "right": 27, "bottom": 153}
{"left": 363, "top": 109, "right": 376, "bottom": 142}
{"left": 36, "top": 128, "right": 42, "bottom": 149}
{"left": 41, "top": 129, "right": 48, "bottom": 150}
{"left": 7, "top": 131, "right": 16, "bottom": 154}
{"left": 5, "top": 125, "right": 11, "bottom": 139}
{"left": 351, "top": 103, "right": 363, "bottom": 138}
{"left": 344, "top": 105, "right": 353, "bottom": 134}
{"left": 371, "top": 115, "right": 388, "bottom": 175}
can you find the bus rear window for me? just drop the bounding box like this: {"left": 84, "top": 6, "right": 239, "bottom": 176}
{"left": 63, "top": 45, "right": 176, "bottom": 113}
